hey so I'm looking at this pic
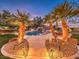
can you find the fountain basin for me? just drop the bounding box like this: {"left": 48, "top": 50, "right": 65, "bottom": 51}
{"left": 1, "top": 38, "right": 29, "bottom": 59}
{"left": 45, "top": 38, "right": 79, "bottom": 59}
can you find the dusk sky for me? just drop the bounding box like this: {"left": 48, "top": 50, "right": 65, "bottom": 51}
{"left": 0, "top": 0, "right": 79, "bottom": 18}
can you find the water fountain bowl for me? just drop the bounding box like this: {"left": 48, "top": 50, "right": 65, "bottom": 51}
{"left": 45, "top": 37, "right": 78, "bottom": 59}
{"left": 1, "top": 38, "right": 29, "bottom": 59}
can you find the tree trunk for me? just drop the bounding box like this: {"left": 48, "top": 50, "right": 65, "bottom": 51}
{"left": 56, "top": 21, "right": 58, "bottom": 29}
{"left": 49, "top": 21, "right": 57, "bottom": 40}
{"left": 18, "top": 22, "right": 26, "bottom": 44}
{"left": 49, "top": 21, "right": 54, "bottom": 33}
{"left": 62, "top": 19, "right": 69, "bottom": 42}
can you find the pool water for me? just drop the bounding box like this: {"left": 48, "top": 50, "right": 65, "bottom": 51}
{"left": 26, "top": 31, "right": 42, "bottom": 35}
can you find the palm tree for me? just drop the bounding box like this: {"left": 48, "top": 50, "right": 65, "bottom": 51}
{"left": 16, "top": 10, "right": 30, "bottom": 24}
{"left": 16, "top": 10, "right": 30, "bottom": 43}
{"left": 44, "top": 13, "right": 57, "bottom": 40}
{"left": 51, "top": 1, "right": 79, "bottom": 42}
{"left": 0, "top": 10, "right": 12, "bottom": 25}
{"left": 0, "top": 10, "right": 17, "bottom": 29}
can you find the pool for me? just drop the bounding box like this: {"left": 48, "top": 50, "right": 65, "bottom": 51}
{"left": 26, "top": 31, "right": 42, "bottom": 35}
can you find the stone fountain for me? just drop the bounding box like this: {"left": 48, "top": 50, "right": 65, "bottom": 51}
{"left": 1, "top": 22, "right": 29, "bottom": 59}
{"left": 45, "top": 19, "right": 79, "bottom": 59}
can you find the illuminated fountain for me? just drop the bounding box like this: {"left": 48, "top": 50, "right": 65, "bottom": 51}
{"left": 1, "top": 22, "right": 29, "bottom": 59}
{"left": 45, "top": 19, "right": 79, "bottom": 59}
